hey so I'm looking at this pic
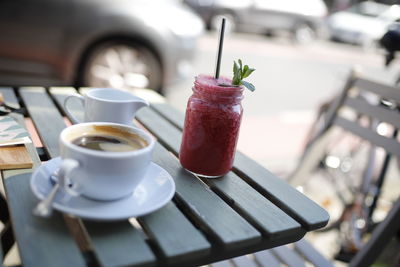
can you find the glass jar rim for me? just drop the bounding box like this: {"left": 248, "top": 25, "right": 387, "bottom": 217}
{"left": 194, "top": 75, "right": 244, "bottom": 96}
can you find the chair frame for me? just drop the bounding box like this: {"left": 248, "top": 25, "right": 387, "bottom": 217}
{"left": 288, "top": 73, "right": 400, "bottom": 265}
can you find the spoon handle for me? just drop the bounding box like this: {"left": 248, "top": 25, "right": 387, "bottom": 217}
{"left": 33, "top": 183, "right": 60, "bottom": 217}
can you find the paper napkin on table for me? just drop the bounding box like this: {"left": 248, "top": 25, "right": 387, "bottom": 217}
{"left": 0, "top": 116, "right": 31, "bottom": 146}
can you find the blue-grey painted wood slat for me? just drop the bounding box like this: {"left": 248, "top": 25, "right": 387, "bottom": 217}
{"left": 207, "top": 172, "right": 301, "bottom": 239}
{"left": 354, "top": 78, "right": 400, "bottom": 103}
{"left": 209, "top": 259, "right": 234, "bottom": 267}
{"left": 0, "top": 87, "right": 19, "bottom": 107}
{"left": 19, "top": 87, "right": 67, "bottom": 158}
{"left": 1, "top": 90, "right": 86, "bottom": 267}
{"left": 294, "top": 239, "right": 333, "bottom": 267}
{"left": 254, "top": 250, "right": 281, "bottom": 267}
{"left": 335, "top": 116, "right": 400, "bottom": 158}
{"left": 148, "top": 102, "right": 330, "bottom": 231}
{"left": 50, "top": 90, "right": 213, "bottom": 264}
{"left": 152, "top": 142, "right": 260, "bottom": 248}
{"left": 4, "top": 173, "right": 86, "bottom": 267}
{"left": 49, "top": 87, "right": 84, "bottom": 123}
{"left": 151, "top": 103, "right": 185, "bottom": 128}
{"left": 233, "top": 152, "right": 329, "bottom": 231}
{"left": 344, "top": 97, "right": 400, "bottom": 129}
{"left": 272, "top": 245, "right": 306, "bottom": 267}
{"left": 20, "top": 88, "right": 156, "bottom": 267}
{"left": 138, "top": 202, "right": 211, "bottom": 264}
{"left": 231, "top": 255, "right": 259, "bottom": 267}
{"left": 84, "top": 221, "right": 156, "bottom": 267}
{"left": 137, "top": 107, "right": 312, "bottom": 236}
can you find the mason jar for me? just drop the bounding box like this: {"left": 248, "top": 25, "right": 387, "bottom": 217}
{"left": 179, "top": 75, "right": 244, "bottom": 178}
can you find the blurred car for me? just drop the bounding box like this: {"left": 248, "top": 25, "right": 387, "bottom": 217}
{"left": 327, "top": 2, "right": 400, "bottom": 48}
{"left": 0, "top": 0, "right": 204, "bottom": 94}
{"left": 183, "top": 0, "right": 328, "bottom": 43}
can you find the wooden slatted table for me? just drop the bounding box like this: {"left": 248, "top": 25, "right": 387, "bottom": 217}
{"left": 0, "top": 87, "right": 329, "bottom": 267}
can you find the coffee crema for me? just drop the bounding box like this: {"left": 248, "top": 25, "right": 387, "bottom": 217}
{"left": 72, "top": 134, "right": 147, "bottom": 152}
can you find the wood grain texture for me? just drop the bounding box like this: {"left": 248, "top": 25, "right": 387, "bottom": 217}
{"left": 0, "top": 145, "right": 33, "bottom": 170}
{"left": 272, "top": 245, "right": 306, "bottom": 267}
{"left": 49, "top": 87, "right": 84, "bottom": 123}
{"left": 0, "top": 88, "right": 19, "bottom": 108}
{"left": 4, "top": 173, "right": 86, "bottom": 267}
{"left": 138, "top": 202, "right": 211, "bottom": 264}
{"left": 19, "top": 87, "right": 66, "bottom": 158}
{"left": 0, "top": 89, "right": 33, "bottom": 170}
{"left": 254, "top": 250, "right": 280, "bottom": 267}
{"left": 233, "top": 152, "right": 329, "bottom": 231}
{"left": 151, "top": 103, "right": 185, "bottom": 129}
{"left": 209, "top": 260, "right": 233, "bottom": 267}
{"left": 294, "top": 239, "right": 334, "bottom": 267}
{"left": 231, "top": 255, "right": 259, "bottom": 267}
{"left": 152, "top": 143, "right": 260, "bottom": 248}
{"left": 3, "top": 114, "right": 41, "bottom": 173}
{"left": 0, "top": 89, "right": 85, "bottom": 267}
{"left": 84, "top": 221, "right": 156, "bottom": 267}
{"left": 206, "top": 172, "right": 301, "bottom": 238}
{"left": 137, "top": 107, "right": 182, "bottom": 152}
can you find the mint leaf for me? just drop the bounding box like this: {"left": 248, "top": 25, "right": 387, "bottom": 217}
{"left": 242, "top": 65, "right": 249, "bottom": 79}
{"left": 233, "top": 61, "right": 239, "bottom": 76}
{"left": 242, "top": 67, "right": 255, "bottom": 79}
{"left": 233, "top": 67, "right": 241, "bottom": 85}
{"left": 241, "top": 80, "right": 255, "bottom": 92}
{"left": 232, "top": 59, "right": 255, "bottom": 91}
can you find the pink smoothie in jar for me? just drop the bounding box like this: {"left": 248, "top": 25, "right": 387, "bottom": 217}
{"left": 179, "top": 75, "right": 244, "bottom": 178}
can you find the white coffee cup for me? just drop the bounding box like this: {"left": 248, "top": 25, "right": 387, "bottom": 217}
{"left": 64, "top": 88, "right": 149, "bottom": 125}
{"left": 58, "top": 122, "right": 155, "bottom": 201}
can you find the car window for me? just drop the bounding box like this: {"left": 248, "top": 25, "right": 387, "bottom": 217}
{"left": 347, "top": 2, "right": 389, "bottom": 17}
{"left": 378, "top": 5, "right": 400, "bottom": 21}
{"left": 253, "top": 0, "right": 326, "bottom": 16}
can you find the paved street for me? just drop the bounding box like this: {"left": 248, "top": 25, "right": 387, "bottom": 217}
{"left": 166, "top": 32, "right": 400, "bottom": 175}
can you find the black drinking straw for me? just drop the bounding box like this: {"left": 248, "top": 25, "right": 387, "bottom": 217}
{"left": 214, "top": 18, "right": 226, "bottom": 79}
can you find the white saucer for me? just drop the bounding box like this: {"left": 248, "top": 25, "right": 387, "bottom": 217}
{"left": 30, "top": 157, "right": 175, "bottom": 221}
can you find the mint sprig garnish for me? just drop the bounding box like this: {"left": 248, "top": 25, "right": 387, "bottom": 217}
{"left": 232, "top": 59, "right": 255, "bottom": 91}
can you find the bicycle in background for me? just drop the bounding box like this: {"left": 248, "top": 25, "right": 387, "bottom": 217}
{"left": 289, "top": 67, "right": 400, "bottom": 263}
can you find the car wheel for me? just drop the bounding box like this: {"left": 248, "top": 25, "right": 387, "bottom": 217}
{"left": 210, "top": 13, "right": 236, "bottom": 33}
{"left": 81, "top": 41, "right": 163, "bottom": 93}
{"left": 293, "top": 23, "right": 316, "bottom": 44}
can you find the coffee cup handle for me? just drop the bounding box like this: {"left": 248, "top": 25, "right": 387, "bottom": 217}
{"left": 58, "top": 159, "right": 81, "bottom": 197}
{"left": 64, "top": 94, "right": 84, "bottom": 124}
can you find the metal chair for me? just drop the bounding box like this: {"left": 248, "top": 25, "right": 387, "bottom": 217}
{"left": 291, "top": 74, "right": 400, "bottom": 265}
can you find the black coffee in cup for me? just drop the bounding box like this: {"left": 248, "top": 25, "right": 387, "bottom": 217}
{"left": 72, "top": 135, "right": 136, "bottom": 152}
{"left": 69, "top": 125, "right": 149, "bottom": 152}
